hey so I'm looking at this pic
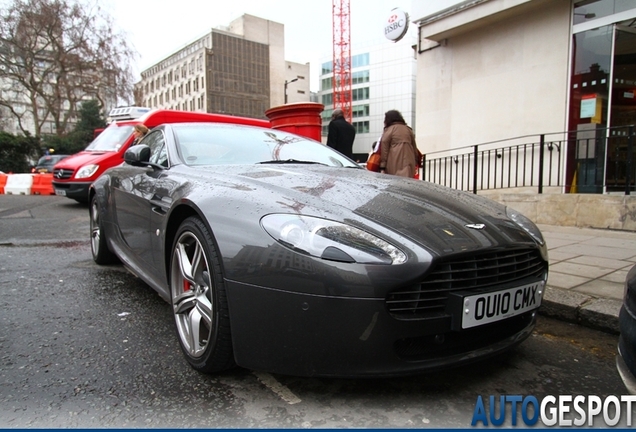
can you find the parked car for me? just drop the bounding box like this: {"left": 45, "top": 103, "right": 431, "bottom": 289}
{"left": 617, "top": 264, "right": 636, "bottom": 394}
{"left": 89, "top": 122, "right": 549, "bottom": 378}
{"left": 52, "top": 107, "right": 270, "bottom": 203}
{"left": 33, "top": 154, "right": 69, "bottom": 173}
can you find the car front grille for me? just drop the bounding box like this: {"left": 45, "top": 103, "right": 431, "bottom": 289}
{"left": 386, "top": 248, "right": 546, "bottom": 319}
{"left": 53, "top": 168, "right": 74, "bottom": 180}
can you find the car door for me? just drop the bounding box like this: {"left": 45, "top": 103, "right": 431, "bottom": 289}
{"left": 113, "top": 130, "right": 166, "bottom": 270}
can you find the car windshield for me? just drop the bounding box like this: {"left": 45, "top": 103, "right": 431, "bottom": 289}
{"left": 173, "top": 123, "right": 359, "bottom": 168}
{"left": 36, "top": 156, "right": 59, "bottom": 166}
{"left": 85, "top": 123, "right": 134, "bottom": 152}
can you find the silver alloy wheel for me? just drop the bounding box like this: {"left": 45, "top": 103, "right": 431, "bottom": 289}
{"left": 90, "top": 199, "right": 100, "bottom": 255}
{"left": 171, "top": 231, "right": 214, "bottom": 358}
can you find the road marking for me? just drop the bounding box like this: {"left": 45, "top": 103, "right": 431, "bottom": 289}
{"left": 253, "top": 371, "right": 301, "bottom": 405}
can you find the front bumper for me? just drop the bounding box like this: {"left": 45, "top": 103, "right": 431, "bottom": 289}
{"left": 225, "top": 280, "right": 537, "bottom": 378}
{"left": 52, "top": 181, "right": 92, "bottom": 202}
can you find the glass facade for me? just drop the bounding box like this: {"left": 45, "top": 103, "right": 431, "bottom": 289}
{"left": 568, "top": 0, "right": 636, "bottom": 192}
{"left": 318, "top": 36, "right": 417, "bottom": 160}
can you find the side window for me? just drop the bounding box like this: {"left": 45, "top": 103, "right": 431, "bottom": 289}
{"left": 144, "top": 131, "right": 169, "bottom": 167}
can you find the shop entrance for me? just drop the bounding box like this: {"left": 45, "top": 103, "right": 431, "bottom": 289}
{"left": 605, "top": 26, "right": 636, "bottom": 192}
{"left": 568, "top": 22, "right": 636, "bottom": 193}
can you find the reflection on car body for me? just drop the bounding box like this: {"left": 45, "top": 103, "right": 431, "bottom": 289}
{"left": 89, "top": 122, "right": 549, "bottom": 378}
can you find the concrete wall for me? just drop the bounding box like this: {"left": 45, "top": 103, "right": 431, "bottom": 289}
{"left": 415, "top": 0, "right": 572, "bottom": 153}
{"left": 481, "top": 191, "right": 636, "bottom": 232}
{"left": 231, "top": 14, "right": 286, "bottom": 108}
{"left": 284, "top": 61, "right": 311, "bottom": 104}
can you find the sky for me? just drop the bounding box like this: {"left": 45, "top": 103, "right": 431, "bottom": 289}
{"left": 103, "top": 0, "right": 461, "bottom": 92}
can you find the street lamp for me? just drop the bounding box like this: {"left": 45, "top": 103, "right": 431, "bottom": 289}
{"left": 284, "top": 77, "right": 299, "bottom": 104}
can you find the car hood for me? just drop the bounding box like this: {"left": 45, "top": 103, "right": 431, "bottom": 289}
{"left": 189, "top": 165, "right": 537, "bottom": 255}
{"left": 54, "top": 151, "right": 112, "bottom": 169}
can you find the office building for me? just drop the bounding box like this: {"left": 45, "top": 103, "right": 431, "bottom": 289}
{"left": 318, "top": 36, "right": 417, "bottom": 160}
{"left": 136, "top": 14, "right": 310, "bottom": 119}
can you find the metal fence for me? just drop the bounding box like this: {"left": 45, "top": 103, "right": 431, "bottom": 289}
{"left": 420, "top": 125, "right": 635, "bottom": 195}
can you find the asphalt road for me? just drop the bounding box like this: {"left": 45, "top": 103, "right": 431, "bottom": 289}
{"left": 0, "top": 195, "right": 630, "bottom": 428}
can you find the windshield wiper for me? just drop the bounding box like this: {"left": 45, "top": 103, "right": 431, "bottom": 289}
{"left": 258, "top": 159, "right": 326, "bottom": 165}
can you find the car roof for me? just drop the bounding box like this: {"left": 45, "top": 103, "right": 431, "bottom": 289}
{"left": 37, "top": 155, "right": 69, "bottom": 162}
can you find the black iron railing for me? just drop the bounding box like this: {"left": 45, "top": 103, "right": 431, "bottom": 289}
{"left": 421, "top": 125, "right": 635, "bottom": 195}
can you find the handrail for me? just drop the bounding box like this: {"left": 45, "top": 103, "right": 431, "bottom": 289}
{"left": 421, "top": 125, "right": 636, "bottom": 195}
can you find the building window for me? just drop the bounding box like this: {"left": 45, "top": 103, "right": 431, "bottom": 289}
{"left": 352, "top": 70, "right": 369, "bottom": 85}
{"left": 352, "top": 87, "right": 369, "bottom": 101}
{"left": 352, "top": 53, "right": 369, "bottom": 68}
{"left": 322, "top": 93, "right": 333, "bottom": 106}
{"left": 353, "top": 121, "right": 369, "bottom": 134}
{"left": 352, "top": 104, "right": 369, "bottom": 118}
{"left": 322, "top": 61, "right": 333, "bottom": 74}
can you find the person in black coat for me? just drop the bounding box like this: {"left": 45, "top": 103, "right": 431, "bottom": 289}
{"left": 326, "top": 109, "right": 356, "bottom": 160}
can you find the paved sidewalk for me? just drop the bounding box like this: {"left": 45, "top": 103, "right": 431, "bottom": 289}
{"left": 539, "top": 224, "right": 636, "bottom": 334}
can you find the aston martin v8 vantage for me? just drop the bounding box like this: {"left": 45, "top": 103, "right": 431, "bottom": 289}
{"left": 89, "top": 122, "right": 548, "bottom": 377}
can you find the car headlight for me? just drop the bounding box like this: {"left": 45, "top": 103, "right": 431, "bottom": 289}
{"left": 261, "top": 214, "right": 407, "bottom": 265}
{"left": 506, "top": 207, "right": 545, "bottom": 246}
{"left": 75, "top": 164, "right": 99, "bottom": 179}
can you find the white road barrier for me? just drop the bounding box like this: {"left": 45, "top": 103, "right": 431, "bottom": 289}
{"left": 3, "top": 173, "right": 34, "bottom": 195}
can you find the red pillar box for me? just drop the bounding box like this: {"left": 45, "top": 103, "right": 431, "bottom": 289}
{"left": 265, "top": 102, "right": 324, "bottom": 142}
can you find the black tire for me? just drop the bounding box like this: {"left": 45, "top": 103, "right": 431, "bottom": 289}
{"left": 90, "top": 195, "right": 119, "bottom": 265}
{"left": 170, "top": 216, "right": 234, "bottom": 373}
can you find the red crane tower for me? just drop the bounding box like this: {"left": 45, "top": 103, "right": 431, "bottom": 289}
{"left": 332, "top": 0, "right": 352, "bottom": 123}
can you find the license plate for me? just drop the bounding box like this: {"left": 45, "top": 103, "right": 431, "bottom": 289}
{"left": 461, "top": 282, "right": 544, "bottom": 329}
{"left": 54, "top": 189, "right": 66, "bottom": 196}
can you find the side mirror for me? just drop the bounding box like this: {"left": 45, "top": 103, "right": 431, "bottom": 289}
{"left": 124, "top": 145, "right": 151, "bottom": 166}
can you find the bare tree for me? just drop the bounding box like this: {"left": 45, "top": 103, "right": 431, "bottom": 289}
{"left": 0, "top": 0, "right": 136, "bottom": 136}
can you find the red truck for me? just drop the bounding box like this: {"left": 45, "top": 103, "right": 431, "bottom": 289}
{"left": 52, "top": 107, "right": 271, "bottom": 202}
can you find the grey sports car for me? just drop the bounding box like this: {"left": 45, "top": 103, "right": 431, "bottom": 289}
{"left": 89, "top": 121, "right": 549, "bottom": 378}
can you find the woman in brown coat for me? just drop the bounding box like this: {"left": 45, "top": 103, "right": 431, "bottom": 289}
{"left": 379, "top": 110, "right": 418, "bottom": 178}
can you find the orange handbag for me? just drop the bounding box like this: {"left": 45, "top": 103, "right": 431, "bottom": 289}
{"left": 366, "top": 151, "right": 381, "bottom": 172}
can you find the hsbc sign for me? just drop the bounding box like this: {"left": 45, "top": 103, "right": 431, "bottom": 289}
{"left": 384, "top": 8, "right": 409, "bottom": 42}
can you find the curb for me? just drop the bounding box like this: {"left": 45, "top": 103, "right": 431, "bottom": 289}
{"left": 540, "top": 286, "right": 621, "bottom": 335}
